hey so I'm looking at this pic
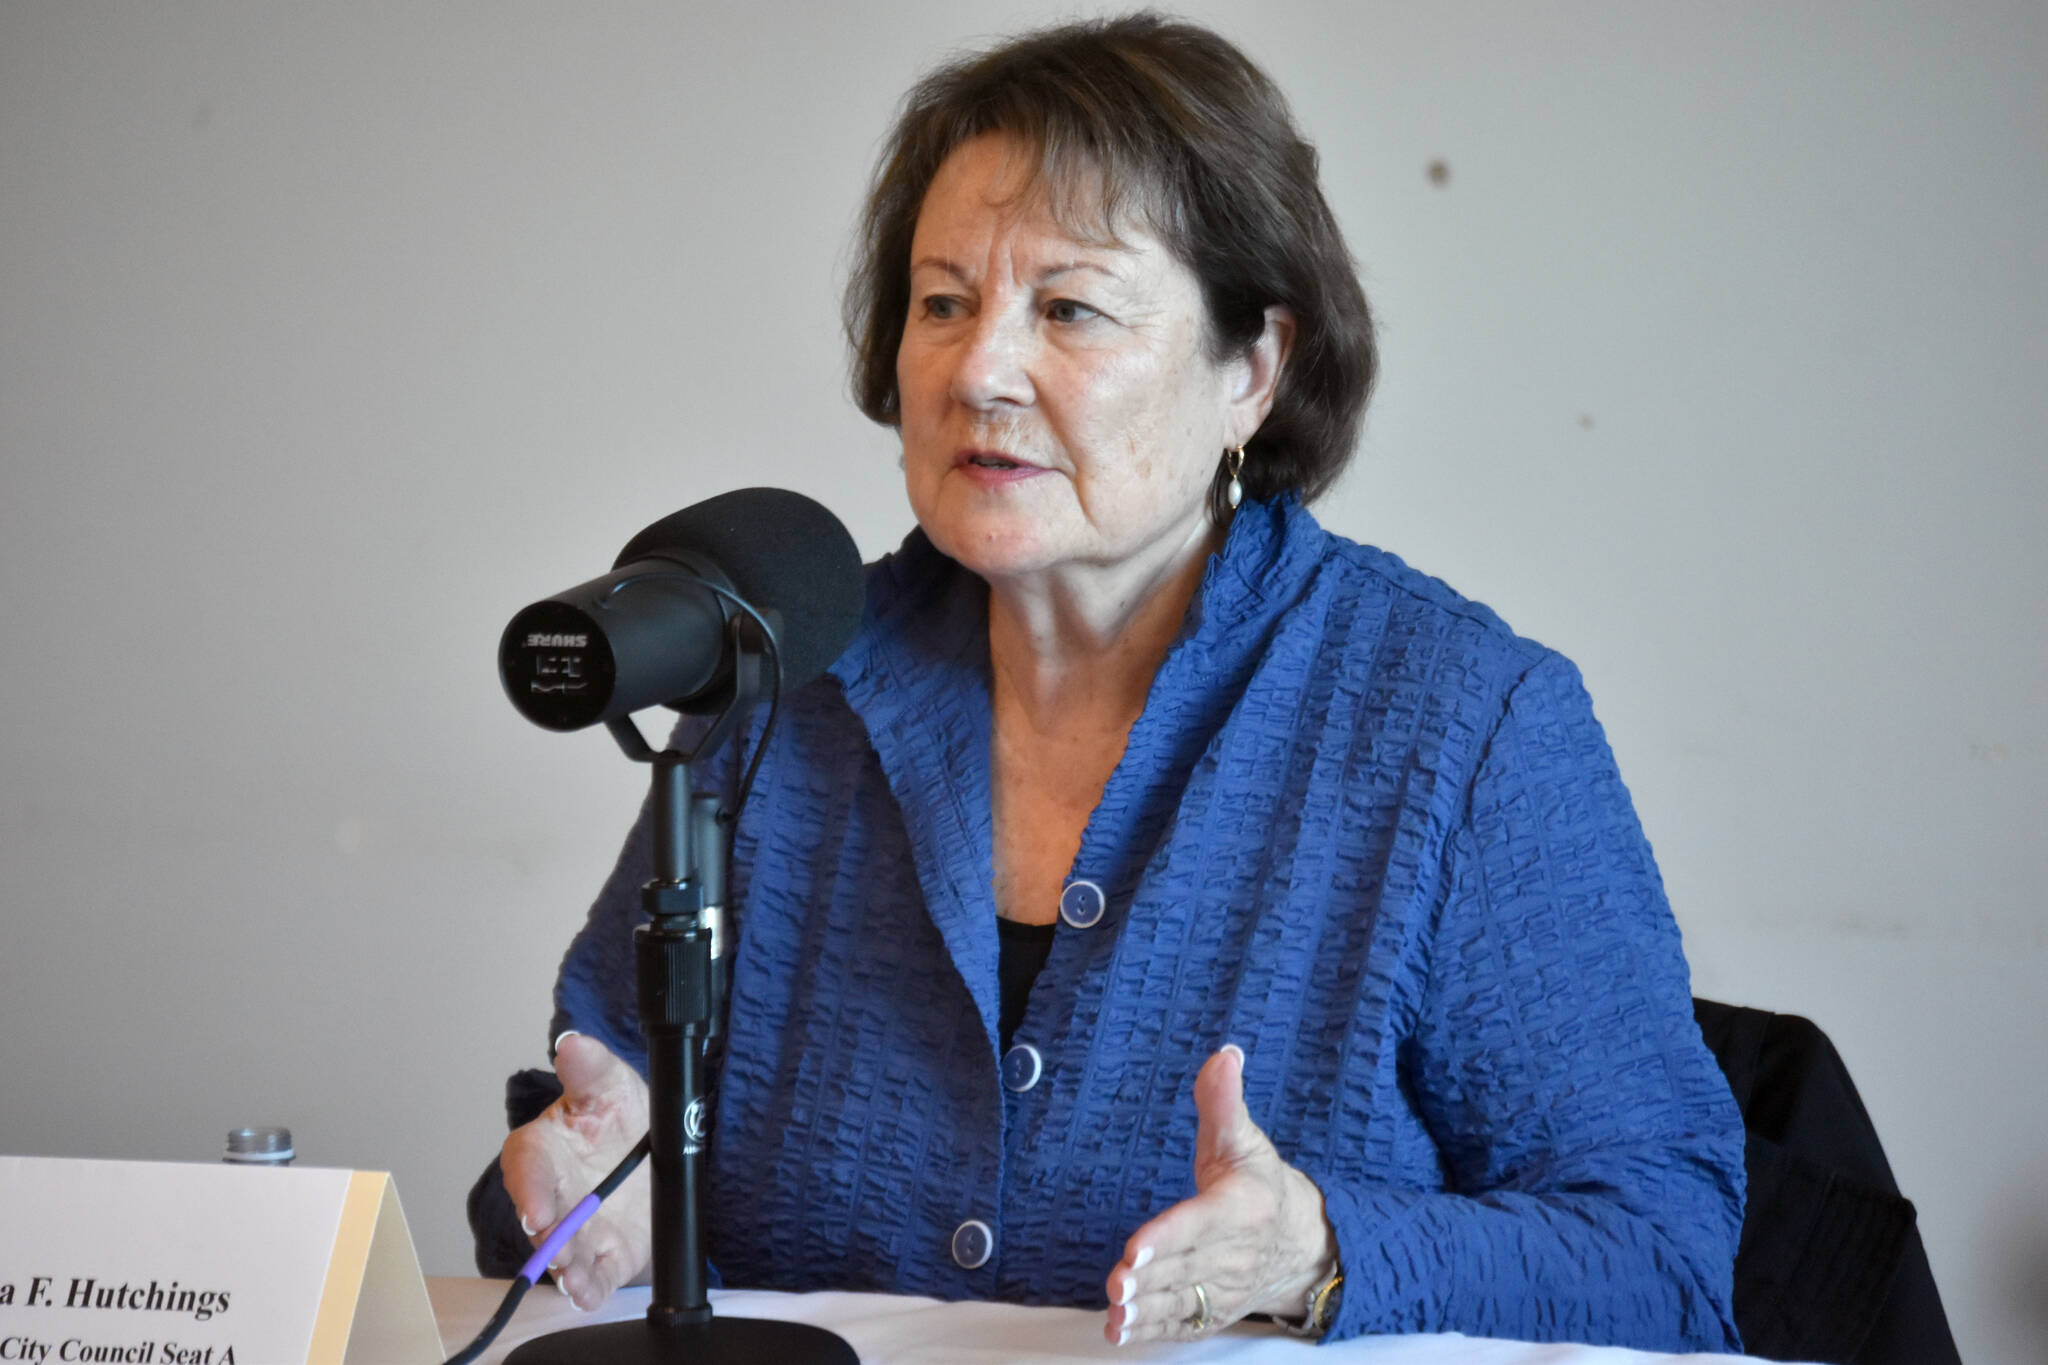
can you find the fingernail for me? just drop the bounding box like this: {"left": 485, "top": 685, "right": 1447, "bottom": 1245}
{"left": 1223, "top": 1042, "right": 1245, "bottom": 1065}
{"left": 1123, "top": 1302, "right": 1140, "bottom": 1329}
{"left": 1132, "top": 1245, "right": 1154, "bottom": 1271}
{"left": 552, "top": 1028, "right": 581, "bottom": 1057}
{"left": 1114, "top": 1275, "right": 1134, "bottom": 1306}
{"left": 1117, "top": 1327, "right": 1130, "bottom": 1347}
{"left": 519, "top": 1213, "right": 536, "bottom": 1237}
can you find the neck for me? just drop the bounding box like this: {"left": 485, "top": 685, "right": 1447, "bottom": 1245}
{"left": 985, "top": 518, "right": 1222, "bottom": 733}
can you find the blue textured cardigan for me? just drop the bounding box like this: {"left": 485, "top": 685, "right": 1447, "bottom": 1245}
{"left": 551, "top": 497, "right": 1745, "bottom": 1351}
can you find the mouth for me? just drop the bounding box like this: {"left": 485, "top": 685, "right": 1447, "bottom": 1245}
{"left": 960, "top": 451, "right": 1031, "bottom": 471}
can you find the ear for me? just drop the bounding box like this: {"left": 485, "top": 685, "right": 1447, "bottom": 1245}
{"left": 1223, "top": 306, "right": 1296, "bottom": 447}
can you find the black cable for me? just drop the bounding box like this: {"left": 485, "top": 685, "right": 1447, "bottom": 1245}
{"left": 443, "top": 1135, "right": 653, "bottom": 1365}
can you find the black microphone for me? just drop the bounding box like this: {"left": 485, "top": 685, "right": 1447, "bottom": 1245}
{"left": 498, "top": 488, "right": 864, "bottom": 732}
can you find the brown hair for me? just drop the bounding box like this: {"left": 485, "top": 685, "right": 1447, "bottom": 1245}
{"left": 844, "top": 12, "right": 1376, "bottom": 505}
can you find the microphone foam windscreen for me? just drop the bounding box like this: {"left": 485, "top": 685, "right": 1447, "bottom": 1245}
{"left": 613, "top": 487, "right": 865, "bottom": 691}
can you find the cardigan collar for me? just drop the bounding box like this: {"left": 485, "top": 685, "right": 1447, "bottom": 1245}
{"left": 823, "top": 497, "right": 1330, "bottom": 1048}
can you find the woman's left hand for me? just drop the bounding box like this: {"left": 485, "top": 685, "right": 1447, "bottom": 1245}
{"left": 1103, "top": 1044, "right": 1339, "bottom": 1346}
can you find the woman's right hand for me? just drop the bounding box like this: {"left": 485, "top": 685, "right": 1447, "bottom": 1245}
{"left": 500, "top": 1032, "right": 653, "bottom": 1310}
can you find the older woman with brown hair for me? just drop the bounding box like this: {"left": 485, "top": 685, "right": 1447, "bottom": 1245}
{"left": 486, "top": 13, "right": 1745, "bottom": 1353}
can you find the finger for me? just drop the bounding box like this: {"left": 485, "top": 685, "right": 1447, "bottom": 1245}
{"left": 1193, "top": 1043, "right": 1269, "bottom": 1177}
{"left": 1111, "top": 1280, "right": 1219, "bottom": 1345}
{"left": 1118, "top": 1239, "right": 1264, "bottom": 1326}
{"left": 551, "top": 1224, "right": 612, "bottom": 1309}
{"left": 546, "top": 1161, "right": 652, "bottom": 1309}
{"left": 554, "top": 1212, "right": 635, "bottom": 1310}
{"left": 1106, "top": 1235, "right": 1226, "bottom": 1344}
{"left": 553, "top": 1032, "right": 632, "bottom": 1107}
{"left": 500, "top": 1124, "right": 576, "bottom": 1243}
{"left": 1104, "top": 1237, "right": 1153, "bottom": 1313}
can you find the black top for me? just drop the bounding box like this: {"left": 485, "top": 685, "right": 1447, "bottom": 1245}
{"left": 995, "top": 916, "right": 1057, "bottom": 1052}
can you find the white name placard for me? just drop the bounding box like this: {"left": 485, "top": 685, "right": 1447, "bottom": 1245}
{"left": 0, "top": 1156, "right": 441, "bottom": 1365}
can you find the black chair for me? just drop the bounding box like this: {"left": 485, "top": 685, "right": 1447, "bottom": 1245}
{"left": 1693, "top": 999, "right": 1961, "bottom": 1364}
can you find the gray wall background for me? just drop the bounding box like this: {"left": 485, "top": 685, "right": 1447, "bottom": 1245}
{"left": 3, "top": 3, "right": 2042, "bottom": 1361}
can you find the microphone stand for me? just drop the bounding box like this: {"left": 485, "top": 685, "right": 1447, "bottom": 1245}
{"left": 506, "top": 626, "right": 857, "bottom": 1365}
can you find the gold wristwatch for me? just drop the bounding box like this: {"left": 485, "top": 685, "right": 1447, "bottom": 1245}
{"left": 1289, "top": 1266, "right": 1343, "bottom": 1337}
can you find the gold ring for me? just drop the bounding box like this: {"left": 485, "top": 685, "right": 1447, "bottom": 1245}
{"left": 1185, "top": 1281, "right": 1212, "bottom": 1333}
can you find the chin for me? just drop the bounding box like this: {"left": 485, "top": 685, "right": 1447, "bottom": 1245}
{"left": 920, "top": 509, "right": 1066, "bottom": 581}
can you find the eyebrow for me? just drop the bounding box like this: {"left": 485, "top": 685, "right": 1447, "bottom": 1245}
{"left": 908, "top": 256, "right": 1127, "bottom": 285}
{"left": 1039, "top": 260, "right": 1125, "bottom": 287}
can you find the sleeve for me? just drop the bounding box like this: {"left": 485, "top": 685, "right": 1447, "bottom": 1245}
{"left": 1298, "top": 651, "right": 1746, "bottom": 1352}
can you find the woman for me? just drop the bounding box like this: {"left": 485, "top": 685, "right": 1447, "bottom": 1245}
{"left": 489, "top": 14, "right": 1745, "bottom": 1352}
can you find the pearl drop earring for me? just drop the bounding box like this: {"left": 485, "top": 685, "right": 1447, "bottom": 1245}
{"left": 1225, "top": 445, "right": 1246, "bottom": 510}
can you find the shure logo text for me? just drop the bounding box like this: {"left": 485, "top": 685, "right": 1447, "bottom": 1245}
{"left": 526, "top": 632, "right": 589, "bottom": 648}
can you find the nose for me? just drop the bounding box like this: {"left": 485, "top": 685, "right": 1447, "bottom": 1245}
{"left": 949, "top": 308, "right": 1033, "bottom": 411}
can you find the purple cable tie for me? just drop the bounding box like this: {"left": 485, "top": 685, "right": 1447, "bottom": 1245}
{"left": 518, "top": 1193, "right": 601, "bottom": 1285}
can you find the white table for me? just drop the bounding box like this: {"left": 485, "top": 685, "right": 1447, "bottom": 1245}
{"left": 427, "top": 1278, "right": 1799, "bottom": 1365}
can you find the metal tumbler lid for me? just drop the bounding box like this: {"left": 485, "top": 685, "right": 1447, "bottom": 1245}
{"left": 223, "top": 1126, "right": 295, "bottom": 1164}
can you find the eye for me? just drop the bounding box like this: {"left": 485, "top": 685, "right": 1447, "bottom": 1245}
{"left": 918, "top": 293, "right": 966, "bottom": 321}
{"left": 1044, "top": 297, "right": 1100, "bottom": 325}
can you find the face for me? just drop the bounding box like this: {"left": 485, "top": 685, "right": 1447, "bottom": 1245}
{"left": 896, "top": 134, "right": 1257, "bottom": 587}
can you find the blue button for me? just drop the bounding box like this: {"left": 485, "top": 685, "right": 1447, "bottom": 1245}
{"left": 951, "top": 1218, "right": 993, "bottom": 1270}
{"left": 1001, "top": 1043, "right": 1043, "bottom": 1092}
{"left": 1058, "top": 878, "right": 1105, "bottom": 928}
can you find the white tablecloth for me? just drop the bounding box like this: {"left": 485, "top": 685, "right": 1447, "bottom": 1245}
{"left": 427, "top": 1279, "right": 1798, "bottom": 1365}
